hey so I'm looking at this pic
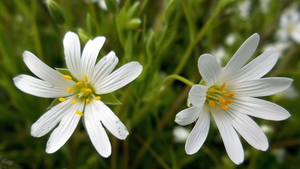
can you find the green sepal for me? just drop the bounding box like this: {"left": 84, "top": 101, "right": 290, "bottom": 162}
{"left": 55, "top": 68, "right": 78, "bottom": 82}
{"left": 46, "top": 98, "right": 61, "bottom": 110}
{"left": 100, "top": 93, "right": 122, "bottom": 105}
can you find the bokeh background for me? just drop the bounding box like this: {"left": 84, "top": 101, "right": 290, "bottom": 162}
{"left": 1, "top": 0, "right": 300, "bottom": 168}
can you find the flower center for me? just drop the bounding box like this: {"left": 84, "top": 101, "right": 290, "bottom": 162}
{"left": 287, "top": 23, "right": 296, "bottom": 34}
{"left": 59, "top": 74, "right": 101, "bottom": 116}
{"left": 206, "top": 82, "right": 234, "bottom": 110}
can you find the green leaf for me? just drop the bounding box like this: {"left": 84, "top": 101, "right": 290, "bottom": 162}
{"left": 100, "top": 93, "right": 122, "bottom": 105}
{"left": 104, "top": 0, "right": 119, "bottom": 14}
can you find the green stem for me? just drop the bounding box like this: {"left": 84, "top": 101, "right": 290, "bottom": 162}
{"left": 173, "top": 11, "right": 217, "bottom": 75}
{"left": 162, "top": 74, "right": 195, "bottom": 87}
{"left": 131, "top": 74, "right": 193, "bottom": 126}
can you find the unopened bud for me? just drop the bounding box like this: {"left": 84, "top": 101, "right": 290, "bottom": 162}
{"left": 46, "top": 0, "right": 66, "bottom": 24}
{"left": 126, "top": 18, "right": 141, "bottom": 30}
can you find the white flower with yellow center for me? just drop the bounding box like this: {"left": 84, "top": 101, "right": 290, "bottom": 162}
{"left": 175, "top": 33, "right": 293, "bottom": 164}
{"left": 13, "top": 31, "right": 143, "bottom": 157}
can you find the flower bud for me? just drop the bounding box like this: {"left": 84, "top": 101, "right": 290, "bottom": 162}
{"left": 77, "top": 28, "right": 89, "bottom": 44}
{"left": 126, "top": 18, "right": 141, "bottom": 30}
{"left": 46, "top": 0, "right": 66, "bottom": 25}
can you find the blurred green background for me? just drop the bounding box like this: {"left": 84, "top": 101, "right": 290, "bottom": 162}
{"left": 1, "top": 0, "right": 300, "bottom": 168}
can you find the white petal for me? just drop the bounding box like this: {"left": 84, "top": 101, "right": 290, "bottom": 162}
{"left": 231, "top": 97, "right": 290, "bottom": 121}
{"left": 185, "top": 106, "right": 210, "bottom": 154}
{"left": 95, "top": 62, "right": 143, "bottom": 94}
{"left": 227, "top": 77, "right": 293, "bottom": 97}
{"left": 64, "top": 31, "right": 82, "bottom": 80}
{"left": 188, "top": 84, "right": 207, "bottom": 107}
{"left": 198, "top": 54, "right": 222, "bottom": 87}
{"left": 226, "top": 111, "right": 269, "bottom": 151}
{"left": 91, "top": 51, "right": 119, "bottom": 85}
{"left": 46, "top": 101, "right": 84, "bottom": 153}
{"left": 31, "top": 98, "right": 75, "bottom": 137}
{"left": 90, "top": 100, "right": 129, "bottom": 140}
{"left": 81, "top": 36, "right": 106, "bottom": 79}
{"left": 211, "top": 108, "right": 244, "bottom": 165}
{"left": 175, "top": 106, "right": 201, "bottom": 126}
{"left": 13, "top": 75, "right": 72, "bottom": 98}
{"left": 23, "top": 51, "right": 74, "bottom": 87}
{"left": 226, "top": 50, "right": 279, "bottom": 83}
{"left": 221, "top": 33, "right": 260, "bottom": 81}
{"left": 84, "top": 102, "right": 112, "bottom": 157}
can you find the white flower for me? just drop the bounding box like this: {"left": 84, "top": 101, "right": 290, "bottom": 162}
{"left": 173, "top": 126, "right": 190, "bottom": 143}
{"left": 259, "top": 0, "right": 271, "bottom": 13}
{"left": 263, "top": 41, "right": 291, "bottom": 58}
{"left": 277, "top": 6, "right": 300, "bottom": 43}
{"left": 175, "top": 33, "right": 292, "bottom": 164}
{"left": 225, "top": 33, "right": 236, "bottom": 46}
{"left": 238, "top": 0, "right": 252, "bottom": 20}
{"left": 90, "top": 0, "right": 120, "bottom": 10}
{"left": 13, "top": 31, "right": 143, "bottom": 157}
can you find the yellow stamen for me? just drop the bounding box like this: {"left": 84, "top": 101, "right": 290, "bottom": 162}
{"left": 221, "top": 90, "right": 227, "bottom": 94}
{"left": 210, "top": 88, "right": 216, "bottom": 93}
{"left": 85, "top": 88, "right": 92, "bottom": 93}
{"left": 208, "top": 100, "right": 216, "bottom": 108}
{"left": 219, "top": 82, "right": 226, "bottom": 89}
{"left": 94, "top": 96, "right": 101, "bottom": 100}
{"left": 225, "top": 92, "right": 234, "bottom": 98}
{"left": 86, "top": 99, "right": 90, "bottom": 104}
{"left": 226, "top": 99, "right": 233, "bottom": 104}
{"left": 71, "top": 100, "right": 76, "bottom": 104}
{"left": 220, "top": 104, "right": 228, "bottom": 110}
{"left": 59, "top": 98, "right": 66, "bottom": 101}
{"left": 76, "top": 110, "right": 83, "bottom": 116}
{"left": 76, "top": 82, "right": 83, "bottom": 86}
{"left": 84, "top": 75, "right": 88, "bottom": 82}
{"left": 63, "top": 75, "right": 72, "bottom": 80}
{"left": 218, "top": 97, "right": 226, "bottom": 104}
{"left": 67, "top": 88, "right": 72, "bottom": 93}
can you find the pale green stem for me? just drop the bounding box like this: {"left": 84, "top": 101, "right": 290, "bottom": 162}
{"left": 162, "top": 74, "right": 195, "bottom": 87}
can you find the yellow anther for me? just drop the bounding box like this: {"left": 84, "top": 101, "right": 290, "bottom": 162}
{"left": 221, "top": 90, "right": 227, "bottom": 94}
{"left": 76, "top": 110, "right": 83, "bottom": 116}
{"left": 226, "top": 99, "right": 233, "bottom": 104}
{"left": 220, "top": 104, "right": 228, "bottom": 110}
{"left": 85, "top": 88, "right": 92, "bottom": 93}
{"left": 59, "top": 98, "right": 66, "bottom": 102}
{"left": 210, "top": 88, "right": 216, "bottom": 93}
{"left": 71, "top": 100, "right": 76, "bottom": 104}
{"left": 218, "top": 97, "right": 226, "bottom": 104}
{"left": 67, "top": 88, "right": 72, "bottom": 93}
{"left": 86, "top": 99, "right": 90, "bottom": 104}
{"left": 225, "top": 92, "right": 234, "bottom": 98}
{"left": 94, "top": 96, "right": 101, "bottom": 100}
{"left": 76, "top": 82, "right": 83, "bottom": 86}
{"left": 84, "top": 75, "right": 88, "bottom": 82}
{"left": 208, "top": 100, "right": 216, "bottom": 108}
{"left": 63, "top": 75, "right": 72, "bottom": 80}
{"left": 219, "top": 82, "right": 226, "bottom": 89}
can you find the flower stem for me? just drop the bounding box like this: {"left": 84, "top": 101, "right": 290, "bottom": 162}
{"left": 162, "top": 74, "right": 195, "bottom": 87}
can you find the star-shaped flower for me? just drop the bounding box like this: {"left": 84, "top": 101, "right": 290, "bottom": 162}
{"left": 175, "top": 33, "right": 292, "bottom": 164}
{"left": 13, "top": 31, "right": 143, "bottom": 157}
